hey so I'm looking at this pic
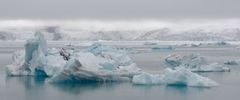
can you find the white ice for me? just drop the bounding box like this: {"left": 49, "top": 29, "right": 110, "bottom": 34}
{"left": 152, "top": 45, "right": 175, "bottom": 50}
{"left": 177, "top": 41, "right": 232, "bottom": 48}
{"left": 49, "top": 43, "right": 142, "bottom": 83}
{"left": 133, "top": 67, "right": 219, "bottom": 87}
{"left": 6, "top": 32, "right": 221, "bottom": 87}
{"left": 165, "top": 54, "right": 230, "bottom": 72}
{"left": 6, "top": 32, "right": 67, "bottom": 76}
{"left": 224, "top": 60, "right": 240, "bottom": 65}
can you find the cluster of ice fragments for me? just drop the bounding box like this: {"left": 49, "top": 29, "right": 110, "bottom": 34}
{"left": 6, "top": 32, "right": 220, "bottom": 87}
{"left": 178, "top": 41, "right": 231, "bottom": 48}
{"left": 6, "top": 32, "right": 141, "bottom": 83}
{"left": 165, "top": 54, "right": 230, "bottom": 72}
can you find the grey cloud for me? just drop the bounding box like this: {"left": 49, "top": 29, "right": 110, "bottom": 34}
{"left": 0, "top": 0, "right": 240, "bottom": 19}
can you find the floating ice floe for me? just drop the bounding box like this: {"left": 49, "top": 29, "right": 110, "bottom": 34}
{"left": 198, "top": 41, "right": 230, "bottom": 47}
{"left": 178, "top": 43, "right": 200, "bottom": 48}
{"left": 152, "top": 45, "right": 175, "bottom": 50}
{"left": 143, "top": 42, "right": 158, "bottom": 45}
{"left": 133, "top": 67, "right": 219, "bottom": 87}
{"left": 165, "top": 54, "right": 230, "bottom": 72}
{"left": 224, "top": 60, "right": 240, "bottom": 65}
{"left": 178, "top": 41, "right": 231, "bottom": 48}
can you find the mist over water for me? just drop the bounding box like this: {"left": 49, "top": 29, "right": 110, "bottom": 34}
{"left": 0, "top": 19, "right": 240, "bottom": 41}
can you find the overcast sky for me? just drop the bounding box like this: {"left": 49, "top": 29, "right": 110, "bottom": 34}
{"left": 0, "top": 0, "right": 240, "bottom": 20}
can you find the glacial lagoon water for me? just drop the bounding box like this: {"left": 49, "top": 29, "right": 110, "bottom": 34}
{"left": 1, "top": 42, "right": 240, "bottom": 100}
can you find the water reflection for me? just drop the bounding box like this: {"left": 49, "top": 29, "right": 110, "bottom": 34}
{"left": 3, "top": 73, "right": 229, "bottom": 100}
{"left": 5, "top": 76, "right": 122, "bottom": 95}
{"left": 52, "top": 82, "right": 120, "bottom": 94}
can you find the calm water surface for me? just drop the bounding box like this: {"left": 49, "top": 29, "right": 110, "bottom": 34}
{"left": 1, "top": 44, "right": 240, "bottom": 100}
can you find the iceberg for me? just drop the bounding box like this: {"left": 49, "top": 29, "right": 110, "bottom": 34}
{"left": 165, "top": 54, "right": 206, "bottom": 68}
{"left": 192, "top": 63, "right": 230, "bottom": 72}
{"left": 6, "top": 32, "right": 48, "bottom": 76}
{"left": 49, "top": 58, "right": 134, "bottom": 83}
{"left": 133, "top": 68, "right": 219, "bottom": 87}
{"left": 6, "top": 32, "right": 142, "bottom": 81}
{"left": 165, "top": 54, "right": 230, "bottom": 72}
{"left": 5, "top": 32, "right": 220, "bottom": 87}
{"left": 6, "top": 32, "right": 67, "bottom": 76}
{"left": 48, "top": 43, "right": 142, "bottom": 83}
{"left": 224, "top": 60, "right": 240, "bottom": 65}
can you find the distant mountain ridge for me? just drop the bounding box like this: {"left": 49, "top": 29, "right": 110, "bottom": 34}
{"left": 0, "top": 20, "right": 240, "bottom": 41}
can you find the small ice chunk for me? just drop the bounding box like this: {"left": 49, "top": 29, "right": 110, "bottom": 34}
{"left": 178, "top": 43, "right": 200, "bottom": 48}
{"left": 144, "top": 42, "right": 157, "bottom": 45}
{"left": 152, "top": 45, "right": 175, "bottom": 50}
{"left": 216, "top": 41, "right": 229, "bottom": 46}
{"left": 165, "top": 54, "right": 230, "bottom": 72}
{"left": 192, "top": 63, "right": 230, "bottom": 72}
{"left": 165, "top": 54, "right": 182, "bottom": 67}
{"left": 133, "top": 68, "right": 219, "bottom": 87}
{"left": 165, "top": 54, "right": 207, "bottom": 68}
{"left": 224, "top": 60, "right": 240, "bottom": 65}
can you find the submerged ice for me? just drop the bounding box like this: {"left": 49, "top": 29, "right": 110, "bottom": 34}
{"left": 165, "top": 54, "right": 230, "bottom": 72}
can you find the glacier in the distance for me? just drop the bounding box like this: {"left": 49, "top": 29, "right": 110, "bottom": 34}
{"left": 1, "top": 20, "right": 240, "bottom": 41}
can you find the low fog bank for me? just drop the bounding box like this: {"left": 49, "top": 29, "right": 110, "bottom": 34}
{"left": 0, "top": 19, "right": 240, "bottom": 41}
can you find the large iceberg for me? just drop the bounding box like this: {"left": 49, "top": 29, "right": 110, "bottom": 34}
{"left": 133, "top": 67, "right": 219, "bottom": 87}
{"left": 49, "top": 43, "right": 141, "bottom": 83}
{"left": 165, "top": 54, "right": 230, "bottom": 72}
{"left": 6, "top": 32, "right": 142, "bottom": 83}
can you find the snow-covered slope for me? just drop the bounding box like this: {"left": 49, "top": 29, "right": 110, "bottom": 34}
{"left": 1, "top": 20, "right": 240, "bottom": 41}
